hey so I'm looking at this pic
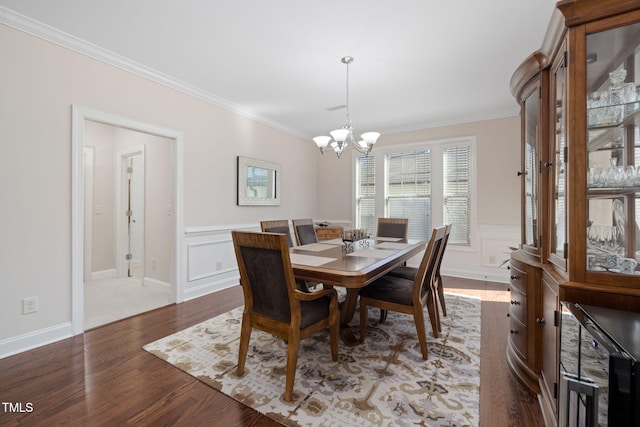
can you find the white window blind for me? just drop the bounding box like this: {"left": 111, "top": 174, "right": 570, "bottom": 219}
{"left": 385, "top": 150, "right": 431, "bottom": 240}
{"left": 356, "top": 155, "right": 376, "bottom": 234}
{"left": 443, "top": 145, "right": 471, "bottom": 245}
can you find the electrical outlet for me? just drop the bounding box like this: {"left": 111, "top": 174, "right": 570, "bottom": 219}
{"left": 216, "top": 260, "right": 222, "bottom": 271}
{"left": 23, "top": 297, "right": 38, "bottom": 314}
{"left": 489, "top": 255, "right": 497, "bottom": 264}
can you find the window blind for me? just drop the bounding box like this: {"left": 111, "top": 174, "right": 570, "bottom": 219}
{"left": 443, "top": 145, "right": 471, "bottom": 245}
{"left": 385, "top": 150, "right": 431, "bottom": 240}
{"left": 356, "top": 155, "right": 376, "bottom": 234}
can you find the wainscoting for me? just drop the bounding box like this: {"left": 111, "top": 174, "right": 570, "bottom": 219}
{"left": 182, "top": 224, "right": 259, "bottom": 301}
{"left": 182, "top": 222, "right": 520, "bottom": 303}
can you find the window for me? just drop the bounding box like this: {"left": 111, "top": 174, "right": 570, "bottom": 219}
{"left": 443, "top": 145, "right": 471, "bottom": 245}
{"left": 385, "top": 150, "right": 431, "bottom": 240}
{"left": 355, "top": 137, "right": 474, "bottom": 246}
{"left": 356, "top": 156, "right": 376, "bottom": 234}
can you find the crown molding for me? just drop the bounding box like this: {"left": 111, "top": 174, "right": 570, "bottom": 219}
{"left": 0, "top": 6, "right": 307, "bottom": 140}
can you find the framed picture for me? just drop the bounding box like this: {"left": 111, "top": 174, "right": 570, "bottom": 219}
{"left": 237, "top": 156, "right": 280, "bottom": 206}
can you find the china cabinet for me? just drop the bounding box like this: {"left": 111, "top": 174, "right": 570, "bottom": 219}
{"left": 510, "top": 1, "right": 640, "bottom": 425}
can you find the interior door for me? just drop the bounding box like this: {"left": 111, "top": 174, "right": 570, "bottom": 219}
{"left": 126, "top": 153, "right": 144, "bottom": 281}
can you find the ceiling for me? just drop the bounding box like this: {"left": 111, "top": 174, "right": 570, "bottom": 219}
{"left": 0, "top": 0, "right": 558, "bottom": 140}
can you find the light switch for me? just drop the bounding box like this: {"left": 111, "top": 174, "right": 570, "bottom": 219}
{"left": 95, "top": 204, "right": 102, "bottom": 214}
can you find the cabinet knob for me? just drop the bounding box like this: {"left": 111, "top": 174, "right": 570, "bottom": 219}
{"left": 517, "top": 171, "right": 523, "bottom": 176}
{"left": 510, "top": 329, "right": 518, "bottom": 334}
{"left": 510, "top": 300, "right": 521, "bottom": 305}
{"left": 507, "top": 313, "right": 510, "bottom": 317}
{"left": 536, "top": 318, "right": 546, "bottom": 325}
{"left": 544, "top": 162, "right": 553, "bottom": 168}
{"left": 510, "top": 275, "right": 519, "bottom": 280}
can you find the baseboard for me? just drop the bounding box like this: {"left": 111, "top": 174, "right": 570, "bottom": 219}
{"left": 91, "top": 269, "right": 116, "bottom": 280}
{"left": 442, "top": 267, "right": 510, "bottom": 284}
{"left": 143, "top": 277, "right": 170, "bottom": 288}
{"left": 183, "top": 277, "right": 239, "bottom": 301}
{"left": 0, "top": 322, "right": 73, "bottom": 360}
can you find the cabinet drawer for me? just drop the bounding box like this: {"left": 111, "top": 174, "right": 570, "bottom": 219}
{"left": 509, "top": 263, "right": 528, "bottom": 294}
{"left": 509, "top": 288, "right": 526, "bottom": 324}
{"left": 509, "top": 316, "right": 527, "bottom": 359}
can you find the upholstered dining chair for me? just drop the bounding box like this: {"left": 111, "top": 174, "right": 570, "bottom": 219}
{"left": 376, "top": 217, "right": 409, "bottom": 240}
{"left": 359, "top": 225, "right": 446, "bottom": 359}
{"left": 292, "top": 219, "right": 318, "bottom": 246}
{"left": 386, "top": 223, "right": 452, "bottom": 327}
{"left": 232, "top": 230, "right": 339, "bottom": 402}
{"left": 260, "top": 219, "right": 294, "bottom": 247}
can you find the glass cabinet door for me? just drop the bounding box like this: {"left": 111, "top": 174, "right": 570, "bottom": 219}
{"left": 585, "top": 21, "right": 640, "bottom": 276}
{"left": 522, "top": 81, "right": 541, "bottom": 254}
{"left": 550, "top": 48, "right": 568, "bottom": 269}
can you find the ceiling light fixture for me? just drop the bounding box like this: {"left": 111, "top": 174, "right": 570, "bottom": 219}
{"left": 313, "top": 56, "right": 380, "bottom": 158}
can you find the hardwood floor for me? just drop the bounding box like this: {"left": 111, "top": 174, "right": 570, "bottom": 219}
{"left": 0, "top": 277, "right": 544, "bottom": 426}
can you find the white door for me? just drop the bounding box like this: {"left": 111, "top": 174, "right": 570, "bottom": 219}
{"left": 125, "top": 152, "right": 145, "bottom": 281}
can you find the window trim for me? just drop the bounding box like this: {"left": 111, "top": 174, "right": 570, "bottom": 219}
{"left": 352, "top": 136, "right": 477, "bottom": 251}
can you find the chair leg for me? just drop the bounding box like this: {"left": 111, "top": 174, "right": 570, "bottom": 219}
{"left": 413, "top": 306, "right": 429, "bottom": 360}
{"left": 237, "top": 314, "right": 252, "bottom": 376}
{"left": 284, "top": 328, "right": 300, "bottom": 402}
{"left": 378, "top": 309, "right": 388, "bottom": 324}
{"left": 359, "top": 298, "right": 368, "bottom": 343}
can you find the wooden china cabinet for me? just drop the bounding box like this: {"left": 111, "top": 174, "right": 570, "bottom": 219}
{"left": 509, "top": 1, "right": 640, "bottom": 425}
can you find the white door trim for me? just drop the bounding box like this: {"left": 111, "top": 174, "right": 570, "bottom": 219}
{"left": 71, "top": 105, "right": 184, "bottom": 335}
{"left": 83, "top": 146, "right": 94, "bottom": 284}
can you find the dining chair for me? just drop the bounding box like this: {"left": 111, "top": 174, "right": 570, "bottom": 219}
{"left": 376, "top": 217, "right": 409, "bottom": 239}
{"left": 359, "top": 225, "right": 446, "bottom": 359}
{"left": 292, "top": 218, "right": 318, "bottom": 246}
{"left": 232, "top": 230, "right": 339, "bottom": 402}
{"left": 260, "top": 219, "right": 294, "bottom": 247}
{"left": 386, "top": 223, "right": 452, "bottom": 325}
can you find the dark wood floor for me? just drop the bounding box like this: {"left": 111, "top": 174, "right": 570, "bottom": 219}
{"left": 0, "top": 277, "right": 543, "bottom": 426}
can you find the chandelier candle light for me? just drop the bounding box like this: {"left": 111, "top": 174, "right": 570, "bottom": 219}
{"left": 313, "top": 56, "right": 380, "bottom": 158}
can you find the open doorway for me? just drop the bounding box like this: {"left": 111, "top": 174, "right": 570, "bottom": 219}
{"left": 72, "top": 106, "right": 184, "bottom": 334}
{"left": 83, "top": 122, "right": 172, "bottom": 329}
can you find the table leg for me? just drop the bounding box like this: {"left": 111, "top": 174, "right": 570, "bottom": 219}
{"left": 339, "top": 288, "right": 361, "bottom": 346}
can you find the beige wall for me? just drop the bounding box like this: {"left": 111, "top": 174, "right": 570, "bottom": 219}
{"left": 0, "top": 20, "right": 521, "bottom": 354}
{"left": 85, "top": 121, "right": 173, "bottom": 283}
{"left": 0, "top": 23, "right": 319, "bottom": 343}
{"left": 317, "top": 117, "right": 521, "bottom": 226}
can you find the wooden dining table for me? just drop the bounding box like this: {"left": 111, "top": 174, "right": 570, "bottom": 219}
{"left": 289, "top": 237, "right": 426, "bottom": 346}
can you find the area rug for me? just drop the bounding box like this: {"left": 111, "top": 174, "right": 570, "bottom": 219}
{"left": 144, "top": 293, "right": 481, "bottom": 426}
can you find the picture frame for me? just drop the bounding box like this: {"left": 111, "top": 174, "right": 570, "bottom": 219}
{"left": 237, "top": 156, "right": 280, "bottom": 206}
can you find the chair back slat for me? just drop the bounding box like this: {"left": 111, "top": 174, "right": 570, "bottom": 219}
{"left": 260, "top": 220, "right": 294, "bottom": 247}
{"left": 232, "top": 231, "right": 296, "bottom": 321}
{"left": 238, "top": 245, "right": 291, "bottom": 322}
{"left": 292, "top": 219, "right": 318, "bottom": 245}
{"left": 377, "top": 218, "right": 409, "bottom": 239}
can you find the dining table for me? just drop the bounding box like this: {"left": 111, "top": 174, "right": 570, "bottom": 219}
{"left": 289, "top": 237, "right": 427, "bottom": 346}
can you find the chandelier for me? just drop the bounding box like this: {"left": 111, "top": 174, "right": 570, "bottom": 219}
{"left": 313, "top": 56, "right": 380, "bottom": 158}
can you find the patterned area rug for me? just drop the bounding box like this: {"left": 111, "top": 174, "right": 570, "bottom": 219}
{"left": 144, "top": 293, "right": 481, "bottom": 426}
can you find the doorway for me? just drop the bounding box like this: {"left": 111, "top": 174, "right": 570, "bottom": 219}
{"left": 72, "top": 106, "right": 184, "bottom": 334}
